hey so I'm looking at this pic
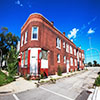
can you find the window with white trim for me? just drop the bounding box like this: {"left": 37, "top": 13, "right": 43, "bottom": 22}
{"left": 56, "top": 37, "right": 61, "bottom": 49}
{"left": 25, "top": 31, "right": 28, "bottom": 44}
{"left": 21, "top": 35, "right": 24, "bottom": 47}
{"left": 66, "top": 43, "right": 69, "bottom": 52}
{"left": 74, "top": 49, "right": 76, "bottom": 56}
{"left": 64, "top": 56, "right": 66, "bottom": 63}
{"left": 57, "top": 54, "right": 60, "bottom": 63}
{"left": 21, "top": 52, "right": 24, "bottom": 68}
{"left": 70, "top": 57, "right": 73, "bottom": 66}
{"left": 63, "top": 41, "right": 65, "bottom": 48}
{"left": 32, "top": 26, "right": 38, "bottom": 40}
{"left": 75, "top": 59, "right": 77, "bottom": 66}
{"left": 80, "top": 61, "right": 81, "bottom": 66}
{"left": 25, "top": 50, "right": 28, "bottom": 68}
{"left": 70, "top": 46, "right": 72, "bottom": 54}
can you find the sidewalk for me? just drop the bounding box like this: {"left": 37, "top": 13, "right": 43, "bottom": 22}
{"left": 0, "top": 77, "right": 37, "bottom": 94}
{"left": 0, "top": 69, "right": 86, "bottom": 94}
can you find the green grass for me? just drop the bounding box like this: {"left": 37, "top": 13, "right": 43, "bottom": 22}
{"left": 94, "top": 75, "right": 100, "bottom": 86}
{"left": 0, "top": 70, "right": 15, "bottom": 86}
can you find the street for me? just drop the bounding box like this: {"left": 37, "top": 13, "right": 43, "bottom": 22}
{"left": 0, "top": 67, "right": 100, "bottom": 100}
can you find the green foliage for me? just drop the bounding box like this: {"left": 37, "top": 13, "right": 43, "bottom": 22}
{"left": 88, "top": 62, "right": 92, "bottom": 67}
{"left": 7, "top": 46, "right": 19, "bottom": 76}
{"left": 0, "top": 27, "right": 20, "bottom": 68}
{"left": 94, "top": 75, "right": 100, "bottom": 86}
{"left": 0, "top": 70, "right": 15, "bottom": 86}
{"left": 57, "top": 65, "right": 62, "bottom": 76}
{"left": 40, "top": 73, "right": 44, "bottom": 79}
{"left": 93, "top": 60, "right": 97, "bottom": 66}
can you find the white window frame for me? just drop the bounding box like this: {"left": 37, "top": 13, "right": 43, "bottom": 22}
{"left": 70, "top": 57, "right": 73, "bottom": 66}
{"left": 63, "top": 41, "right": 65, "bottom": 48}
{"left": 80, "top": 61, "right": 81, "bottom": 66}
{"left": 21, "top": 52, "right": 24, "bottom": 68}
{"left": 74, "top": 49, "right": 76, "bottom": 56}
{"left": 25, "top": 50, "right": 28, "bottom": 68}
{"left": 31, "top": 26, "right": 38, "bottom": 40}
{"left": 66, "top": 43, "right": 69, "bottom": 52}
{"left": 64, "top": 56, "right": 66, "bottom": 63}
{"left": 56, "top": 37, "right": 61, "bottom": 49}
{"left": 21, "top": 35, "right": 24, "bottom": 47}
{"left": 57, "top": 54, "right": 60, "bottom": 63}
{"left": 25, "top": 31, "right": 28, "bottom": 44}
{"left": 75, "top": 59, "right": 77, "bottom": 66}
{"left": 70, "top": 46, "right": 73, "bottom": 54}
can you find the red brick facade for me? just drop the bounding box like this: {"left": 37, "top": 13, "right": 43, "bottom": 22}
{"left": 19, "top": 13, "right": 85, "bottom": 77}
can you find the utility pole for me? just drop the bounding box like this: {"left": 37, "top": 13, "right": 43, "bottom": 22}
{"left": 88, "top": 37, "right": 93, "bottom": 65}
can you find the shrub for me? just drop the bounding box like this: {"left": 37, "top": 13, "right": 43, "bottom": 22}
{"left": 57, "top": 65, "right": 62, "bottom": 76}
{"left": 94, "top": 75, "right": 100, "bottom": 86}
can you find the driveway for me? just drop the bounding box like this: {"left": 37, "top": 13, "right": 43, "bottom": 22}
{"left": 0, "top": 67, "right": 100, "bottom": 100}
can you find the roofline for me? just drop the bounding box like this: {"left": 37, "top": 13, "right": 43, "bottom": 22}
{"left": 21, "top": 13, "right": 82, "bottom": 48}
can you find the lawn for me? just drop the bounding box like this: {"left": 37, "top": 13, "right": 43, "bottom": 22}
{"left": 0, "top": 70, "right": 15, "bottom": 86}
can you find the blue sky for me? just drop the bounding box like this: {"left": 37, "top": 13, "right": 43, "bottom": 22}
{"left": 0, "top": 0, "right": 100, "bottom": 64}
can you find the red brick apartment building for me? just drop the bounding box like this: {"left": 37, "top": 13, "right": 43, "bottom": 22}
{"left": 19, "top": 13, "right": 85, "bottom": 77}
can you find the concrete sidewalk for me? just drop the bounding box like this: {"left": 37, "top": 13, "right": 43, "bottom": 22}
{"left": 0, "top": 77, "right": 37, "bottom": 94}
{"left": 0, "top": 69, "right": 86, "bottom": 94}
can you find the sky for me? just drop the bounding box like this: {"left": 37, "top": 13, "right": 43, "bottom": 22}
{"left": 0, "top": 0, "right": 100, "bottom": 64}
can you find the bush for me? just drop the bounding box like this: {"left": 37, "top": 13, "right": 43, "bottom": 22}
{"left": 57, "top": 65, "right": 62, "bottom": 76}
{"left": 94, "top": 75, "right": 100, "bottom": 86}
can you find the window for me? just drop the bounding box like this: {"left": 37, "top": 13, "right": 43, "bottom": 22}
{"left": 21, "top": 52, "right": 24, "bottom": 68}
{"left": 64, "top": 56, "right": 66, "bottom": 63}
{"left": 79, "top": 52, "right": 81, "bottom": 58}
{"left": 42, "top": 50, "right": 48, "bottom": 60}
{"left": 70, "top": 57, "right": 73, "bottom": 66}
{"left": 25, "top": 50, "right": 28, "bottom": 67}
{"left": 57, "top": 54, "right": 60, "bottom": 63}
{"left": 75, "top": 59, "right": 77, "bottom": 66}
{"left": 66, "top": 43, "right": 69, "bottom": 52}
{"left": 21, "top": 35, "right": 24, "bottom": 47}
{"left": 63, "top": 41, "right": 65, "bottom": 48}
{"left": 70, "top": 46, "right": 72, "bottom": 54}
{"left": 80, "top": 61, "right": 81, "bottom": 66}
{"left": 56, "top": 37, "right": 61, "bottom": 49}
{"left": 32, "top": 26, "right": 38, "bottom": 40}
{"left": 25, "top": 31, "right": 28, "bottom": 44}
{"left": 74, "top": 49, "right": 76, "bottom": 56}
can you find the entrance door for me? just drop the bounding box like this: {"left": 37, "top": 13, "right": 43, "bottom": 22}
{"left": 67, "top": 60, "right": 69, "bottom": 73}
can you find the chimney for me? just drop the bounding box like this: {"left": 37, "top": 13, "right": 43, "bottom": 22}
{"left": 51, "top": 21, "right": 54, "bottom": 26}
{"left": 71, "top": 39, "right": 73, "bottom": 42}
{"left": 63, "top": 32, "right": 65, "bottom": 36}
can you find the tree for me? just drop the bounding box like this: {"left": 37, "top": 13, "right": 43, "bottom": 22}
{"left": 7, "top": 46, "right": 19, "bottom": 76}
{"left": 93, "top": 60, "right": 97, "bottom": 66}
{"left": 88, "top": 62, "right": 92, "bottom": 67}
{"left": 0, "top": 27, "right": 20, "bottom": 68}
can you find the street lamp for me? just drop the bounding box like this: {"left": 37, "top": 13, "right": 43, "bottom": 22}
{"left": 87, "top": 48, "right": 100, "bottom": 65}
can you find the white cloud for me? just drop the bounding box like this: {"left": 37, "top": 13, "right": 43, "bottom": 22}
{"left": 68, "top": 28, "right": 79, "bottom": 39}
{"left": 87, "top": 28, "right": 95, "bottom": 34}
{"left": 15, "top": 0, "right": 23, "bottom": 7}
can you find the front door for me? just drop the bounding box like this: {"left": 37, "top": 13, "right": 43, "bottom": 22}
{"left": 67, "top": 60, "right": 69, "bottom": 73}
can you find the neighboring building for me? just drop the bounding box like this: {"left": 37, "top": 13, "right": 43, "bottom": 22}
{"left": 19, "top": 13, "right": 85, "bottom": 77}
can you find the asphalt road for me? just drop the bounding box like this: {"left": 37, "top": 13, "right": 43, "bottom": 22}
{"left": 0, "top": 67, "right": 100, "bottom": 100}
